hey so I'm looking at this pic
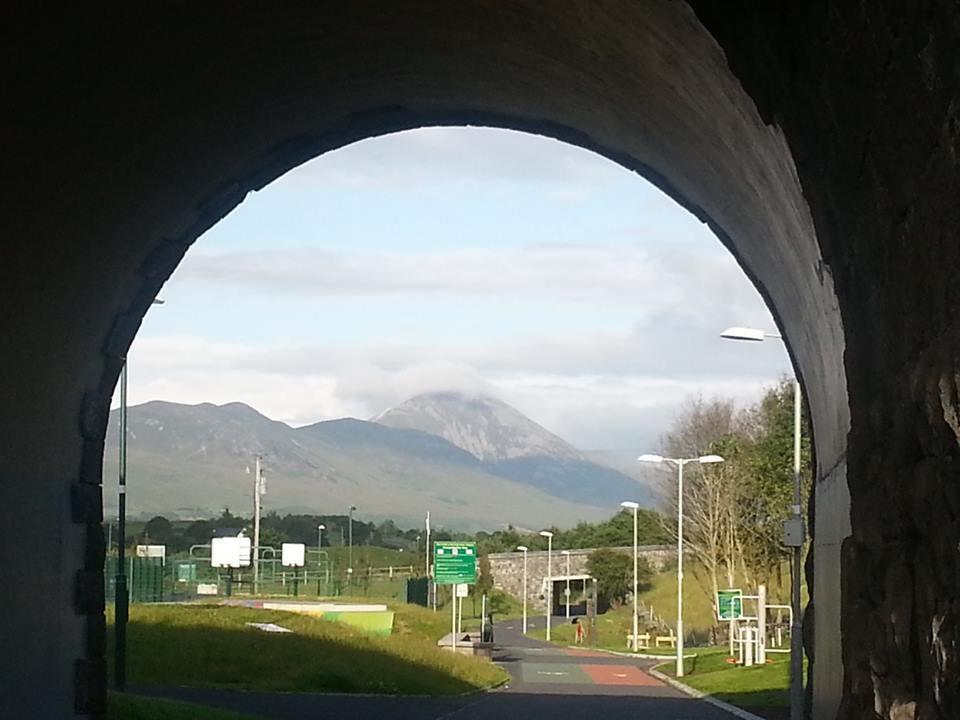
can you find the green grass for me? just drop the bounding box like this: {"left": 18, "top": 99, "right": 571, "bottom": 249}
{"left": 109, "top": 603, "right": 507, "bottom": 696}
{"left": 532, "top": 563, "right": 799, "bottom": 651}
{"left": 108, "top": 692, "right": 263, "bottom": 720}
{"left": 654, "top": 647, "right": 795, "bottom": 708}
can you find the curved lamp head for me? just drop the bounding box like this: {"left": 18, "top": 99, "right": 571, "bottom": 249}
{"left": 516, "top": 545, "right": 528, "bottom": 552}
{"left": 620, "top": 500, "right": 640, "bottom": 510}
{"left": 637, "top": 454, "right": 664, "bottom": 464}
{"left": 698, "top": 454, "right": 725, "bottom": 464}
{"left": 539, "top": 530, "right": 554, "bottom": 538}
{"left": 720, "top": 326, "right": 767, "bottom": 342}
{"left": 317, "top": 524, "right": 325, "bottom": 530}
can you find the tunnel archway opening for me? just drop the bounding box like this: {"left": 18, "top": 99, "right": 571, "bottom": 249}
{"left": 2, "top": 5, "right": 861, "bottom": 719}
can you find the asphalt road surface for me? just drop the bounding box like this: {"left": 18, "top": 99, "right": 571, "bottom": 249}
{"left": 133, "top": 618, "right": 737, "bottom": 719}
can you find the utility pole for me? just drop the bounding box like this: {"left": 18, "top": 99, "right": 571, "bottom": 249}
{"left": 253, "top": 454, "right": 263, "bottom": 593}
{"left": 425, "top": 511, "right": 431, "bottom": 609}
{"left": 348, "top": 505, "right": 357, "bottom": 574}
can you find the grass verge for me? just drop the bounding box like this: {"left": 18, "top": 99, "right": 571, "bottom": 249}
{"left": 108, "top": 692, "right": 263, "bottom": 720}
{"left": 654, "top": 646, "right": 793, "bottom": 709}
{"left": 109, "top": 603, "right": 507, "bottom": 696}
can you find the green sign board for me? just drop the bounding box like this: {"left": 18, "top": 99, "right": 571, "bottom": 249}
{"left": 177, "top": 562, "right": 198, "bottom": 583}
{"left": 433, "top": 541, "right": 478, "bottom": 585}
{"left": 717, "top": 589, "right": 743, "bottom": 620}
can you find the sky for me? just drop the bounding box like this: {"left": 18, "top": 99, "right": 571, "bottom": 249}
{"left": 124, "top": 127, "right": 791, "bottom": 451}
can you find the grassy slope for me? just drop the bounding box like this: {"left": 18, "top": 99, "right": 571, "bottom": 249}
{"left": 111, "top": 603, "right": 507, "bottom": 695}
{"left": 109, "top": 693, "right": 264, "bottom": 720}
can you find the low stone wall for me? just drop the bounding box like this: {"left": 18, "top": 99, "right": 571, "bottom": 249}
{"left": 488, "top": 545, "right": 675, "bottom": 612}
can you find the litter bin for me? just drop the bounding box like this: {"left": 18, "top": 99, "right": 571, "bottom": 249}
{"left": 482, "top": 613, "right": 494, "bottom": 643}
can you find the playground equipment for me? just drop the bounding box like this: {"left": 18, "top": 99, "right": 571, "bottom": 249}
{"left": 718, "top": 585, "right": 794, "bottom": 668}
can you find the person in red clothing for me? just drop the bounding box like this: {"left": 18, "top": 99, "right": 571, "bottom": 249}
{"left": 575, "top": 618, "right": 585, "bottom": 644}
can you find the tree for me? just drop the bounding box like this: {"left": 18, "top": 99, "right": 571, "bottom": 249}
{"left": 141, "top": 515, "right": 173, "bottom": 546}
{"left": 659, "top": 396, "right": 741, "bottom": 617}
{"left": 586, "top": 548, "right": 647, "bottom": 607}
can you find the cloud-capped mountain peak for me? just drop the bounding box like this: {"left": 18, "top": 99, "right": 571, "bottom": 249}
{"left": 372, "top": 391, "right": 581, "bottom": 462}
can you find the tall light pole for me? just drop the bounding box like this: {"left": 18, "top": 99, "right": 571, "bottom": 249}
{"left": 539, "top": 530, "right": 554, "bottom": 641}
{"left": 317, "top": 524, "right": 325, "bottom": 552}
{"left": 639, "top": 453, "right": 724, "bottom": 677}
{"left": 252, "top": 454, "right": 264, "bottom": 593}
{"left": 561, "top": 550, "right": 571, "bottom": 619}
{"left": 721, "top": 325, "right": 804, "bottom": 720}
{"left": 348, "top": 505, "right": 357, "bottom": 573}
{"left": 115, "top": 296, "right": 163, "bottom": 691}
{"left": 516, "top": 545, "right": 529, "bottom": 634}
{"left": 621, "top": 501, "right": 640, "bottom": 652}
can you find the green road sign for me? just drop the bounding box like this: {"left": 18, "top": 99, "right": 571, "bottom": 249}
{"left": 433, "top": 541, "right": 477, "bottom": 585}
{"left": 717, "top": 588, "right": 743, "bottom": 620}
{"left": 177, "top": 562, "right": 197, "bottom": 583}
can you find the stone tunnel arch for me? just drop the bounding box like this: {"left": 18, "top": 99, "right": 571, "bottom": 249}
{"left": 7, "top": 2, "right": 958, "bottom": 719}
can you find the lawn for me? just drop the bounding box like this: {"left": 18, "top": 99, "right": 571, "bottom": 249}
{"left": 531, "top": 562, "right": 800, "bottom": 650}
{"left": 108, "top": 693, "right": 263, "bottom": 720}
{"left": 109, "top": 603, "right": 507, "bottom": 696}
{"left": 654, "top": 646, "right": 796, "bottom": 709}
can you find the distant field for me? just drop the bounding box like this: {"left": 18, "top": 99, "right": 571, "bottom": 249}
{"left": 109, "top": 602, "right": 507, "bottom": 695}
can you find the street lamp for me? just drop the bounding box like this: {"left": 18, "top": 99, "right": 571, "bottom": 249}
{"left": 317, "top": 524, "right": 325, "bottom": 552}
{"left": 348, "top": 505, "right": 357, "bottom": 574}
{"left": 561, "top": 550, "right": 571, "bottom": 619}
{"left": 721, "top": 325, "right": 804, "bottom": 720}
{"left": 115, "top": 296, "right": 163, "bottom": 692}
{"left": 621, "top": 501, "right": 641, "bottom": 652}
{"left": 539, "top": 530, "right": 554, "bottom": 641}
{"left": 639, "top": 453, "right": 724, "bottom": 677}
{"left": 516, "top": 545, "right": 529, "bottom": 634}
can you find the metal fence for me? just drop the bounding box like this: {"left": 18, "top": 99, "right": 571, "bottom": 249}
{"left": 104, "top": 549, "right": 420, "bottom": 604}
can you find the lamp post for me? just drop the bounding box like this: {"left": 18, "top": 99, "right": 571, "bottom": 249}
{"left": 561, "top": 550, "right": 571, "bottom": 619}
{"left": 721, "top": 326, "right": 804, "bottom": 720}
{"left": 317, "top": 524, "right": 325, "bottom": 552}
{"left": 639, "top": 453, "right": 724, "bottom": 677}
{"left": 115, "top": 296, "right": 163, "bottom": 691}
{"left": 516, "top": 545, "right": 529, "bottom": 634}
{"left": 348, "top": 505, "right": 356, "bottom": 574}
{"left": 539, "top": 530, "right": 554, "bottom": 641}
{"left": 621, "top": 501, "right": 640, "bottom": 652}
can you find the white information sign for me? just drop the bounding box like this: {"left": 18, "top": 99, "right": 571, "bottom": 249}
{"left": 197, "top": 583, "right": 219, "bottom": 595}
{"left": 211, "top": 536, "right": 252, "bottom": 568}
{"left": 455, "top": 583, "right": 469, "bottom": 598}
{"left": 281, "top": 542, "right": 306, "bottom": 567}
{"left": 135, "top": 544, "right": 166, "bottom": 560}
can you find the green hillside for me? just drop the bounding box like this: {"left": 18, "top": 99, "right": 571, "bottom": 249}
{"left": 103, "top": 401, "right": 614, "bottom": 530}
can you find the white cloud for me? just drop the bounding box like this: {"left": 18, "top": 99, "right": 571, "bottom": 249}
{"left": 177, "top": 244, "right": 761, "bottom": 317}
{"left": 124, "top": 323, "right": 788, "bottom": 448}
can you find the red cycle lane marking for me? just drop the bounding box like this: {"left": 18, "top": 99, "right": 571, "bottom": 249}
{"left": 565, "top": 648, "right": 608, "bottom": 658}
{"left": 580, "top": 664, "right": 663, "bottom": 686}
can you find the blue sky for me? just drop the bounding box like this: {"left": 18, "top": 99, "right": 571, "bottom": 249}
{"left": 127, "top": 127, "right": 789, "bottom": 450}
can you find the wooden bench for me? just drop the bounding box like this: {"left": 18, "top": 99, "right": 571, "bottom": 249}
{"left": 625, "top": 633, "right": 651, "bottom": 649}
{"left": 655, "top": 633, "right": 677, "bottom": 648}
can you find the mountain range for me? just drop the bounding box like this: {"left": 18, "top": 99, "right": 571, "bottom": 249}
{"left": 102, "top": 392, "right": 656, "bottom": 530}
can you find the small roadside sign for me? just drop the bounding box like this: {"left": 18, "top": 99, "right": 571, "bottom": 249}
{"left": 717, "top": 589, "right": 743, "bottom": 620}
{"left": 433, "top": 541, "right": 477, "bottom": 585}
{"left": 281, "top": 543, "right": 306, "bottom": 567}
{"left": 455, "top": 583, "right": 469, "bottom": 598}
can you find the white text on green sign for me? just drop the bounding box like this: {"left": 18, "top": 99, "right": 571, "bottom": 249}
{"left": 433, "top": 542, "right": 478, "bottom": 585}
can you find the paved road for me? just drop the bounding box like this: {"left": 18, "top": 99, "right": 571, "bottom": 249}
{"left": 133, "top": 618, "right": 735, "bottom": 719}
